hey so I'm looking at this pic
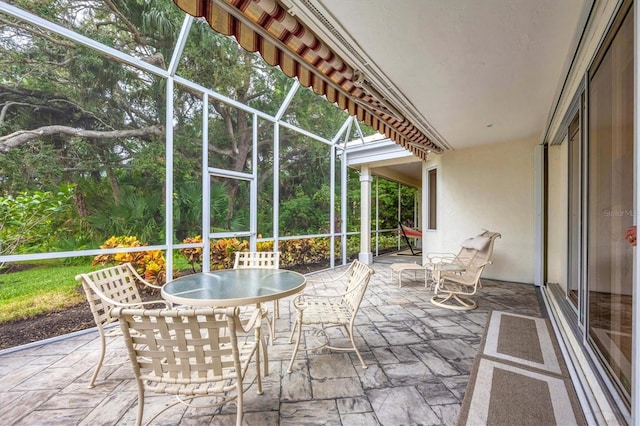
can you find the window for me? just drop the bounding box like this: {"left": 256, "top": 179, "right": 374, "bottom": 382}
{"left": 428, "top": 168, "right": 437, "bottom": 230}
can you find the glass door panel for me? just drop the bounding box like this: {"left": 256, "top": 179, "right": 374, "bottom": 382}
{"left": 567, "top": 111, "right": 581, "bottom": 312}
{"left": 586, "top": 6, "right": 633, "bottom": 396}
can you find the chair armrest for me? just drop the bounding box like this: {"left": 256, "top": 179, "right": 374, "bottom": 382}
{"left": 126, "top": 263, "right": 163, "bottom": 290}
{"left": 305, "top": 262, "right": 355, "bottom": 285}
{"left": 292, "top": 292, "right": 340, "bottom": 309}
{"left": 136, "top": 300, "right": 172, "bottom": 309}
{"left": 233, "top": 307, "right": 262, "bottom": 334}
{"left": 427, "top": 253, "right": 456, "bottom": 264}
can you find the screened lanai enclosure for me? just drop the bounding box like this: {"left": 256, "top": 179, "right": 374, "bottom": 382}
{"left": 0, "top": 1, "right": 422, "bottom": 281}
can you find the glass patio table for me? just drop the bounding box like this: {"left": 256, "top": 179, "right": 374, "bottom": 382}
{"left": 161, "top": 268, "right": 307, "bottom": 307}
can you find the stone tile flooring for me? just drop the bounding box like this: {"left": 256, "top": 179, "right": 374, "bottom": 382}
{"left": 0, "top": 255, "right": 546, "bottom": 425}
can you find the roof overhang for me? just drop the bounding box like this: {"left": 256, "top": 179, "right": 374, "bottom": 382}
{"left": 345, "top": 139, "right": 423, "bottom": 188}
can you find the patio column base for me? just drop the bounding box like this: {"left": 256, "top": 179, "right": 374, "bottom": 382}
{"left": 358, "top": 252, "right": 373, "bottom": 265}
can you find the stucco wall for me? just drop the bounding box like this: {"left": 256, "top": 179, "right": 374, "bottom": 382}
{"left": 423, "top": 137, "right": 539, "bottom": 283}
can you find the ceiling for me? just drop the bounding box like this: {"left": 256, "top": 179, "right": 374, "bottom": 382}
{"left": 286, "top": 0, "right": 592, "bottom": 151}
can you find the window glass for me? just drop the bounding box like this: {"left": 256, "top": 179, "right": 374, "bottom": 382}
{"left": 587, "top": 6, "right": 633, "bottom": 397}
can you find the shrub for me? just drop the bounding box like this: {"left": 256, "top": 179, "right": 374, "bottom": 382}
{"left": 178, "top": 236, "right": 249, "bottom": 270}
{"left": 279, "top": 238, "right": 330, "bottom": 267}
{"left": 0, "top": 185, "right": 76, "bottom": 265}
{"left": 178, "top": 236, "right": 330, "bottom": 270}
{"left": 92, "top": 236, "right": 166, "bottom": 285}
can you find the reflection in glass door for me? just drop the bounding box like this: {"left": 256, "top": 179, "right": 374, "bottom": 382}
{"left": 586, "top": 4, "right": 633, "bottom": 398}
{"left": 567, "top": 110, "right": 581, "bottom": 313}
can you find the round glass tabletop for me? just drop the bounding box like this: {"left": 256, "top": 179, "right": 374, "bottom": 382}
{"left": 161, "top": 268, "right": 307, "bottom": 307}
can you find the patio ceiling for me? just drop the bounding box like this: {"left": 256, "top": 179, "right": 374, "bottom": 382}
{"left": 287, "top": 0, "right": 592, "bottom": 151}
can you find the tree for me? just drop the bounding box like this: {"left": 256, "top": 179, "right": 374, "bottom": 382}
{"left": 0, "top": 0, "right": 368, "bottom": 252}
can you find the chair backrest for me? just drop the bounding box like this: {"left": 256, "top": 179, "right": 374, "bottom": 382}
{"left": 341, "top": 260, "right": 375, "bottom": 314}
{"left": 453, "top": 230, "right": 501, "bottom": 270}
{"left": 443, "top": 230, "right": 501, "bottom": 287}
{"left": 76, "top": 263, "right": 146, "bottom": 328}
{"left": 111, "top": 306, "right": 244, "bottom": 385}
{"left": 234, "top": 251, "right": 280, "bottom": 269}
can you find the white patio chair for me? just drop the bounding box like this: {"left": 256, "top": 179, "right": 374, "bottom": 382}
{"left": 75, "top": 263, "right": 169, "bottom": 388}
{"left": 287, "top": 260, "right": 375, "bottom": 373}
{"left": 234, "top": 251, "right": 280, "bottom": 343}
{"left": 429, "top": 230, "right": 501, "bottom": 310}
{"left": 110, "top": 306, "right": 262, "bottom": 426}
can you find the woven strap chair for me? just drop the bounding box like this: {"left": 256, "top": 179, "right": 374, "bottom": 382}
{"left": 287, "top": 260, "right": 375, "bottom": 373}
{"left": 75, "top": 263, "right": 169, "bottom": 388}
{"left": 234, "top": 251, "right": 280, "bottom": 344}
{"left": 429, "top": 230, "right": 501, "bottom": 310}
{"left": 110, "top": 306, "right": 262, "bottom": 426}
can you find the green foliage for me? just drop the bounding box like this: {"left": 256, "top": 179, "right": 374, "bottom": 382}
{"left": 0, "top": 0, "right": 415, "bottom": 259}
{"left": 0, "top": 184, "right": 77, "bottom": 260}
{"left": 279, "top": 238, "right": 330, "bottom": 267}
{"left": 87, "top": 187, "right": 164, "bottom": 245}
{"left": 178, "top": 236, "right": 249, "bottom": 271}
{"left": 92, "top": 236, "right": 166, "bottom": 285}
{"left": 178, "top": 236, "right": 331, "bottom": 270}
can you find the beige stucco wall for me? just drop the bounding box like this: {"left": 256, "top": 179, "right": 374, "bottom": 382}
{"left": 546, "top": 140, "right": 568, "bottom": 289}
{"left": 423, "top": 137, "right": 539, "bottom": 283}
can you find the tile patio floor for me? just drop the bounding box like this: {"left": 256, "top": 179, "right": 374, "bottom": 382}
{"left": 0, "top": 254, "right": 548, "bottom": 425}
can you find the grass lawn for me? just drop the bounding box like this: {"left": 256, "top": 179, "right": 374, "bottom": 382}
{"left": 0, "top": 256, "right": 194, "bottom": 323}
{"left": 0, "top": 263, "right": 91, "bottom": 323}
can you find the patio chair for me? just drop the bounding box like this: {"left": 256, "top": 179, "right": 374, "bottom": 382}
{"left": 429, "top": 230, "right": 501, "bottom": 310}
{"left": 75, "top": 263, "right": 169, "bottom": 388}
{"left": 110, "top": 306, "right": 262, "bottom": 426}
{"left": 234, "top": 251, "right": 280, "bottom": 344}
{"left": 287, "top": 260, "right": 375, "bottom": 373}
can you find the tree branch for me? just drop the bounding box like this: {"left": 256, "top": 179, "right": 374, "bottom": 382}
{"left": 0, "top": 17, "right": 75, "bottom": 48}
{"left": 0, "top": 102, "right": 64, "bottom": 125}
{"left": 0, "top": 125, "right": 164, "bottom": 152}
{"left": 103, "top": 0, "right": 148, "bottom": 46}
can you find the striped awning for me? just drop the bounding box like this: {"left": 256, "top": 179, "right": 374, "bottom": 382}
{"left": 172, "top": 0, "right": 439, "bottom": 158}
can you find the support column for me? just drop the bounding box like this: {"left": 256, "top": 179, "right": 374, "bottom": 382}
{"left": 359, "top": 166, "right": 373, "bottom": 265}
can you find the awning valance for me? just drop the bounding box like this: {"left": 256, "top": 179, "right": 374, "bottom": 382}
{"left": 172, "top": 0, "right": 439, "bottom": 159}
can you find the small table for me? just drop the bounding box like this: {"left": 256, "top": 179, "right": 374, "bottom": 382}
{"left": 390, "top": 262, "right": 428, "bottom": 288}
{"left": 162, "top": 268, "right": 307, "bottom": 307}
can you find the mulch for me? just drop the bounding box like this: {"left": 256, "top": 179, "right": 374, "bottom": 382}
{"left": 0, "top": 301, "right": 95, "bottom": 350}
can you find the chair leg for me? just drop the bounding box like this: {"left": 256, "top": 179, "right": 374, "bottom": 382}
{"left": 271, "top": 300, "right": 278, "bottom": 344}
{"left": 235, "top": 379, "right": 244, "bottom": 426}
{"left": 89, "top": 330, "right": 107, "bottom": 388}
{"left": 134, "top": 379, "right": 145, "bottom": 426}
{"left": 254, "top": 328, "right": 265, "bottom": 393}
{"left": 346, "top": 323, "right": 367, "bottom": 369}
{"left": 287, "top": 318, "right": 303, "bottom": 374}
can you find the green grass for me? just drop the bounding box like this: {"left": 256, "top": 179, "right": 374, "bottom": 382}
{"left": 0, "top": 263, "right": 91, "bottom": 323}
{"left": 0, "top": 255, "right": 195, "bottom": 323}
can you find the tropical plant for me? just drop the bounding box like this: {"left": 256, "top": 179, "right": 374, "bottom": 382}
{"left": 92, "top": 235, "right": 166, "bottom": 285}
{"left": 0, "top": 184, "right": 77, "bottom": 267}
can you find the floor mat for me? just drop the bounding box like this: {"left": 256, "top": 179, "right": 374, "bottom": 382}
{"left": 457, "top": 310, "right": 586, "bottom": 426}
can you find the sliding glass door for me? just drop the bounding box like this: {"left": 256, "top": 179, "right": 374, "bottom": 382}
{"left": 586, "top": 4, "right": 633, "bottom": 397}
